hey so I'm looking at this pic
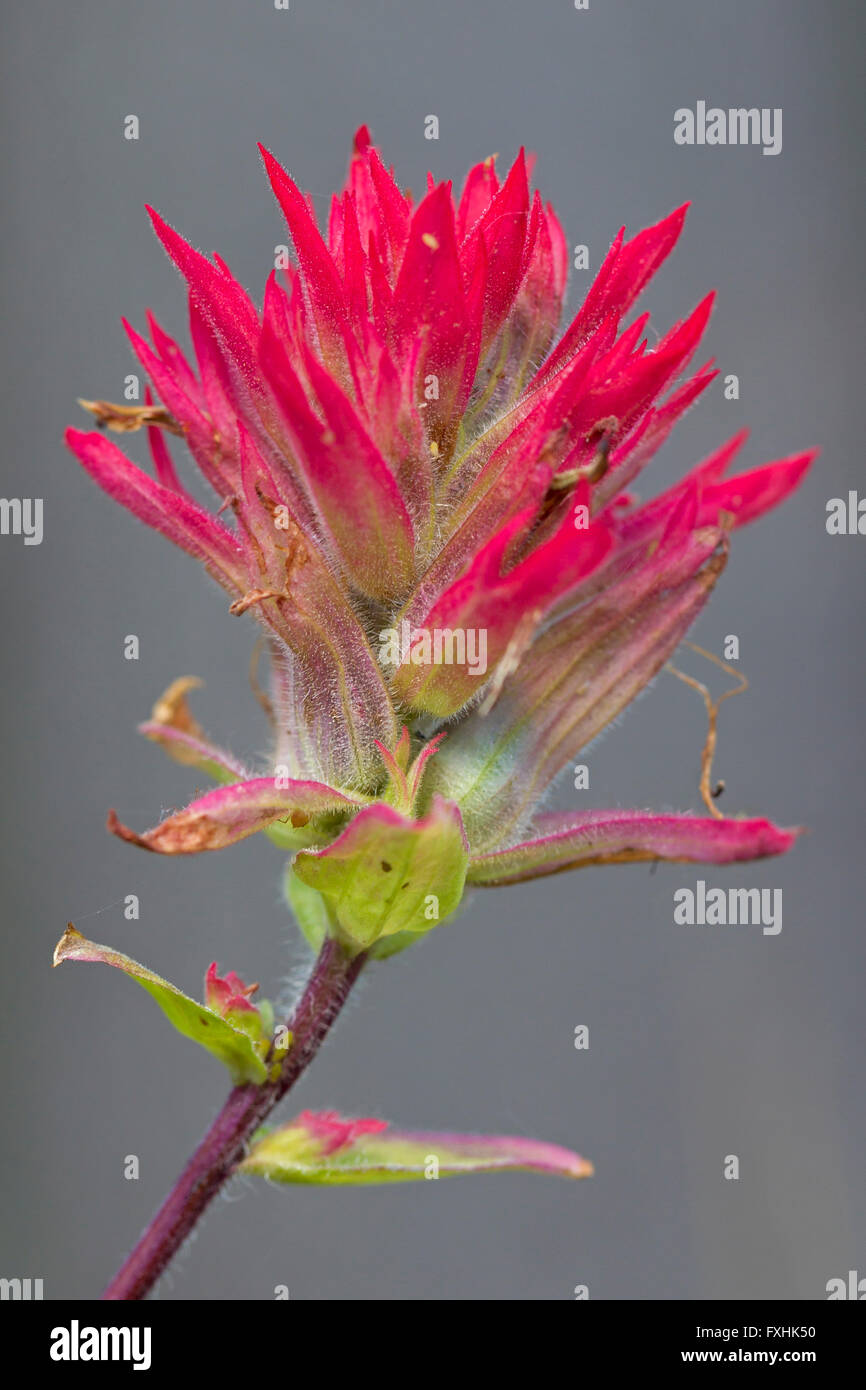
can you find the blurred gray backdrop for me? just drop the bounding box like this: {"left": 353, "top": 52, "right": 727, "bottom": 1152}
{"left": 2, "top": 0, "right": 863, "bottom": 1300}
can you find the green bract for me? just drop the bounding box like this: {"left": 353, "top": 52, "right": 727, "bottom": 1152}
{"left": 291, "top": 796, "right": 469, "bottom": 952}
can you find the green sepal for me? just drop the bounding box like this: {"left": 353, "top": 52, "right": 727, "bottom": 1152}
{"left": 292, "top": 796, "right": 469, "bottom": 951}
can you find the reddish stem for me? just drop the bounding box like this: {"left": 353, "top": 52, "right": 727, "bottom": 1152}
{"left": 102, "top": 938, "right": 367, "bottom": 1301}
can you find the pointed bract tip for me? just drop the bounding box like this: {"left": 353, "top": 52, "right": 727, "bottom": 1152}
{"left": 145, "top": 206, "right": 191, "bottom": 262}
{"left": 657, "top": 201, "right": 690, "bottom": 235}
{"left": 53, "top": 923, "right": 83, "bottom": 967}
{"left": 106, "top": 809, "right": 153, "bottom": 851}
{"left": 258, "top": 143, "right": 280, "bottom": 176}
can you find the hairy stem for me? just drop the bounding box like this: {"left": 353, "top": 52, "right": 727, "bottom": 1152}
{"left": 102, "top": 938, "right": 367, "bottom": 1301}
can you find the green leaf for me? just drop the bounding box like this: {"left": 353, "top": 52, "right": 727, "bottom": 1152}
{"left": 292, "top": 796, "right": 469, "bottom": 950}
{"left": 53, "top": 926, "right": 281, "bottom": 1084}
{"left": 238, "top": 1110, "right": 594, "bottom": 1185}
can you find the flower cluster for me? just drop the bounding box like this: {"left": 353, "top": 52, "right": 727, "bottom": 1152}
{"left": 67, "top": 128, "right": 812, "bottom": 951}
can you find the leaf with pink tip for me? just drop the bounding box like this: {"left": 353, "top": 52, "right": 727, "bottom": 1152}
{"left": 53, "top": 926, "right": 277, "bottom": 1084}
{"left": 107, "top": 777, "right": 366, "bottom": 855}
{"left": 238, "top": 1109, "right": 593, "bottom": 1184}
{"left": 467, "top": 809, "right": 799, "bottom": 886}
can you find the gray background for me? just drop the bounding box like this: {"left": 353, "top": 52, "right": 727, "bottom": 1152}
{"left": 2, "top": 0, "right": 863, "bottom": 1300}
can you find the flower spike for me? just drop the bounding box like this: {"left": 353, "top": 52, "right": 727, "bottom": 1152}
{"left": 67, "top": 126, "right": 813, "bottom": 930}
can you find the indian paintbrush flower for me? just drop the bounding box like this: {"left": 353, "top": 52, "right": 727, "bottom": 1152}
{"left": 61, "top": 128, "right": 814, "bottom": 1297}
{"left": 66, "top": 127, "right": 811, "bottom": 951}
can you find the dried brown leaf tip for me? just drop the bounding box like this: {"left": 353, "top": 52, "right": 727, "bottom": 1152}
{"left": 150, "top": 676, "right": 205, "bottom": 737}
{"left": 77, "top": 399, "right": 184, "bottom": 435}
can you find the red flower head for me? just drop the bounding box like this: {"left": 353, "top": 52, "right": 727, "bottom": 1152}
{"left": 66, "top": 128, "right": 814, "bottom": 952}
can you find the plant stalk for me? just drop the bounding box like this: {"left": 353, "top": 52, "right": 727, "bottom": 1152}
{"left": 102, "top": 937, "right": 367, "bottom": 1300}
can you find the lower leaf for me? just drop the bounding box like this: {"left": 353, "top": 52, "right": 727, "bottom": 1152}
{"left": 237, "top": 1109, "right": 593, "bottom": 1184}
{"left": 53, "top": 926, "right": 283, "bottom": 1085}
